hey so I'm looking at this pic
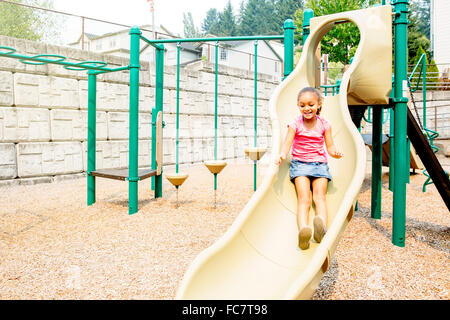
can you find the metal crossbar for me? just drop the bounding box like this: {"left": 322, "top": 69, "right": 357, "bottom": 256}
{"left": 0, "top": 45, "right": 129, "bottom": 74}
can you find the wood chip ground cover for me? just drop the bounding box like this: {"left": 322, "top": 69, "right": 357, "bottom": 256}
{"left": 0, "top": 159, "right": 448, "bottom": 299}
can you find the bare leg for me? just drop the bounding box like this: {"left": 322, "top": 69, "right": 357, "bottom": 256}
{"left": 312, "top": 177, "right": 328, "bottom": 242}
{"left": 294, "top": 176, "right": 313, "bottom": 249}
{"left": 294, "top": 176, "right": 312, "bottom": 228}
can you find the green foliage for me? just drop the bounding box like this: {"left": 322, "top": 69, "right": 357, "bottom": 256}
{"left": 293, "top": 0, "right": 379, "bottom": 64}
{"left": 237, "top": 0, "right": 277, "bottom": 36}
{"left": 183, "top": 12, "right": 201, "bottom": 38}
{"left": 327, "top": 61, "right": 345, "bottom": 84}
{"left": 201, "top": 8, "right": 220, "bottom": 35}
{"left": 217, "top": 1, "right": 237, "bottom": 36}
{"left": 408, "top": 0, "right": 431, "bottom": 65}
{"left": 199, "top": 0, "right": 303, "bottom": 37}
{"left": 409, "top": 46, "right": 439, "bottom": 90}
{"left": 409, "top": 0, "right": 430, "bottom": 39}
{"left": 0, "top": 0, "right": 60, "bottom": 42}
{"left": 273, "top": 0, "right": 304, "bottom": 34}
{"left": 428, "top": 59, "right": 440, "bottom": 87}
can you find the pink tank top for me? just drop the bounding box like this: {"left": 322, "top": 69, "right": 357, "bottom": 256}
{"left": 288, "top": 115, "right": 331, "bottom": 163}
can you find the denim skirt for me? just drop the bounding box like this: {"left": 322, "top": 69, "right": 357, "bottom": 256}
{"left": 289, "top": 159, "right": 332, "bottom": 182}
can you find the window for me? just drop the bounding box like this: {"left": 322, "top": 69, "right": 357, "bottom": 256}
{"left": 110, "top": 39, "right": 116, "bottom": 48}
{"left": 96, "top": 42, "right": 102, "bottom": 51}
{"left": 220, "top": 47, "right": 227, "bottom": 61}
{"left": 275, "top": 61, "right": 279, "bottom": 72}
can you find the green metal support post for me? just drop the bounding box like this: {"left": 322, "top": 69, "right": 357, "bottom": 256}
{"left": 176, "top": 43, "right": 181, "bottom": 174}
{"left": 422, "top": 59, "right": 427, "bottom": 129}
{"left": 253, "top": 40, "right": 258, "bottom": 191}
{"left": 283, "top": 19, "right": 295, "bottom": 79}
{"left": 392, "top": 0, "right": 409, "bottom": 247}
{"left": 87, "top": 71, "right": 97, "bottom": 206}
{"left": 128, "top": 27, "right": 141, "bottom": 215}
{"left": 302, "top": 9, "right": 314, "bottom": 47}
{"left": 214, "top": 41, "right": 219, "bottom": 191}
{"left": 389, "top": 107, "right": 395, "bottom": 191}
{"left": 371, "top": 107, "right": 383, "bottom": 219}
{"left": 153, "top": 45, "right": 164, "bottom": 198}
{"left": 389, "top": 76, "right": 395, "bottom": 191}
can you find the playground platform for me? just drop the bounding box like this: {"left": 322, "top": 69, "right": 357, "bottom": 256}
{"left": 0, "top": 155, "right": 448, "bottom": 300}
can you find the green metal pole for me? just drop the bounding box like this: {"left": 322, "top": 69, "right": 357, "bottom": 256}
{"left": 389, "top": 76, "right": 395, "bottom": 192}
{"left": 389, "top": 108, "right": 395, "bottom": 191}
{"left": 154, "top": 45, "right": 164, "bottom": 198}
{"left": 254, "top": 40, "right": 258, "bottom": 149}
{"left": 371, "top": 107, "right": 383, "bottom": 219}
{"left": 214, "top": 41, "right": 219, "bottom": 191}
{"left": 128, "top": 26, "right": 141, "bottom": 215}
{"left": 214, "top": 41, "right": 219, "bottom": 162}
{"left": 302, "top": 9, "right": 314, "bottom": 46}
{"left": 422, "top": 58, "right": 427, "bottom": 129}
{"left": 392, "top": 0, "right": 409, "bottom": 247}
{"left": 254, "top": 40, "right": 258, "bottom": 191}
{"left": 87, "top": 71, "right": 97, "bottom": 206}
{"left": 283, "top": 19, "right": 295, "bottom": 79}
{"left": 176, "top": 43, "right": 181, "bottom": 174}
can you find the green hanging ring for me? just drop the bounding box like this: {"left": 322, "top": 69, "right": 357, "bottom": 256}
{"left": 64, "top": 60, "right": 108, "bottom": 71}
{"left": 19, "top": 54, "right": 66, "bottom": 65}
{"left": 0, "top": 46, "right": 17, "bottom": 55}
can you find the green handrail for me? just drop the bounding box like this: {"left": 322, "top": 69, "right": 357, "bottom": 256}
{"left": 363, "top": 106, "right": 390, "bottom": 124}
{"left": 321, "top": 83, "right": 340, "bottom": 96}
{"left": 408, "top": 53, "right": 445, "bottom": 191}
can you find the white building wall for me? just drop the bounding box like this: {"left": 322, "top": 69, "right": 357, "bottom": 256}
{"left": 432, "top": 0, "right": 450, "bottom": 70}
{"left": 203, "top": 41, "right": 283, "bottom": 81}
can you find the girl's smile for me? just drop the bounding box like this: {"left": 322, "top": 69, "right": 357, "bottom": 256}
{"left": 297, "top": 91, "right": 322, "bottom": 121}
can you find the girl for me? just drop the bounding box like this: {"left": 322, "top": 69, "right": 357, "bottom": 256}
{"left": 275, "top": 87, "right": 343, "bottom": 250}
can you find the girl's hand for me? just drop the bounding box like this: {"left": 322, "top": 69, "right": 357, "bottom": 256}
{"left": 275, "top": 153, "right": 286, "bottom": 165}
{"left": 330, "top": 149, "right": 343, "bottom": 159}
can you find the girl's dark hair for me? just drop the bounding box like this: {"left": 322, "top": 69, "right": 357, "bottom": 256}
{"left": 297, "top": 86, "right": 322, "bottom": 114}
{"left": 297, "top": 86, "right": 322, "bottom": 102}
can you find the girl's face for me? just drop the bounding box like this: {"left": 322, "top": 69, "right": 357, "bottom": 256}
{"left": 297, "top": 91, "right": 322, "bottom": 120}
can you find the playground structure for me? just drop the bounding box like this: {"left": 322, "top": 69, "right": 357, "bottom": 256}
{"left": 176, "top": 4, "right": 392, "bottom": 300}
{"left": 176, "top": 2, "right": 449, "bottom": 299}
{"left": 0, "top": 0, "right": 449, "bottom": 300}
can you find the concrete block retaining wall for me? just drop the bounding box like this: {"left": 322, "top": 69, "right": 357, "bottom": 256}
{"left": 0, "top": 36, "right": 278, "bottom": 186}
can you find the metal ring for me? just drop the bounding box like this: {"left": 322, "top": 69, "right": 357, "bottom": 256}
{"left": 64, "top": 60, "right": 108, "bottom": 71}
{"left": 0, "top": 46, "right": 17, "bottom": 55}
{"left": 19, "top": 54, "right": 66, "bottom": 65}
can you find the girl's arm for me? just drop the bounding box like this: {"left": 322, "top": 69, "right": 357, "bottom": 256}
{"left": 324, "top": 127, "right": 343, "bottom": 159}
{"left": 275, "top": 127, "right": 295, "bottom": 165}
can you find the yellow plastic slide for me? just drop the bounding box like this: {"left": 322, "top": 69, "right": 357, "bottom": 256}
{"left": 176, "top": 5, "right": 392, "bottom": 299}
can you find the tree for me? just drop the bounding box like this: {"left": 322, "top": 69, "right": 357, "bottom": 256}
{"left": 274, "top": 0, "right": 304, "bottom": 32}
{"left": 217, "top": 1, "right": 237, "bottom": 36}
{"left": 237, "top": 0, "right": 277, "bottom": 36}
{"left": 293, "top": 0, "right": 379, "bottom": 64}
{"left": 202, "top": 8, "right": 220, "bottom": 35}
{"left": 409, "top": 0, "right": 430, "bottom": 39}
{"left": 183, "top": 12, "right": 201, "bottom": 38}
{"left": 408, "top": 0, "right": 431, "bottom": 64}
{"left": 0, "top": 0, "right": 61, "bottom": 43}
{"left": 410, "top": 45, "right": 439, "bottom": 89}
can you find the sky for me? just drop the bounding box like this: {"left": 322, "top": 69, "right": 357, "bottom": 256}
{"left": 53, "top": 0, "right": 242, "bottom": 42}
